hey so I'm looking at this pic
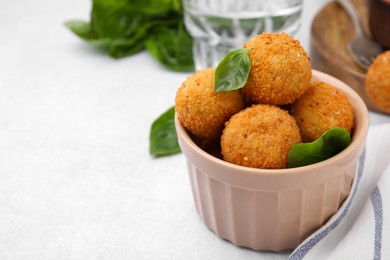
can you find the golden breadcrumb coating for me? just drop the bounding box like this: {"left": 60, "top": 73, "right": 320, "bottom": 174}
{"left": 221, "top": 104, "right": 301, "bottom": 169}
{"left": 175, "top": 68, "right": 245, "bottom": 142}
{"left": 241, "top": 32, "right": 312, "bottom": 105}
{"left": 289, "top": 81, "right": 354, "bottom": 142}
{"left": 365, "top": 51, "right": 390, "bottom": 113}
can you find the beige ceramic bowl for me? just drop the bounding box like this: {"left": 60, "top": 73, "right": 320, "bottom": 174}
{"left": 175, "top": 70, "right": 369, "bottom": 251}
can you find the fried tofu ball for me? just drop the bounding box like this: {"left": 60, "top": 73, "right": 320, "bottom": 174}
{"left": 175, "top": 68, "right": 245, "bottom": 142}
{"left": 241, "top": 33, "right": 312, "bottom": 105}
{"left": 221, "top": 104, "right": 301, "bottom": 169}
{"left": 289, "top": 82, "right": 354, "bottom": 143}
{"left": 365, "top": 51, "right": 390, "bottom": 113}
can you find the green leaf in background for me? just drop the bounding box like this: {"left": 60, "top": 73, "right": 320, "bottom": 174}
{"left": 125, "top": 0, "right": 182, "bottom": 15}
{"left": 105, "top": 19, "right": 170, "bottom": 58}
{"left": 90, "top": 0, "right": 139, "bottom": 39}
{"left": 89, "top": 0, "right": 160, "bottom": 57}
{"left": 65, "top": 20, "right": 97, "bottom": 41}
{"left": 287, "top": 128, "right": 351, "bottom": 168}
{"left": 150, "top": 106, "right": 181, "bottom": 157}
{"left": 65, "top": 0, "right": 194, "bottom": 70}
{"left": 214, "top": 48, "right": 251, "bottom": 92}
{"left": 145, "top": 21, "right": 194, "bottom": 72}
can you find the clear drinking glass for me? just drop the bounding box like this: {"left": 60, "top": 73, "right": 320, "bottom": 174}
{"left": 182, "top": 0, "right": 303, "bottom": 70}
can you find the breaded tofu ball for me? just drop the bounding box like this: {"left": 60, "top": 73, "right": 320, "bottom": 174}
{"left": 365, "top": 51, "right": 390, "bottom": 113}
{"left": 241, "top": 33, "right": 312, "bottom": 105}
{"left": 221, "top": 104, "right": 301, "bottom": 169}
{"left": 289, "top": 81, "right": 354, "bottom": 142}
{"left": 175, "top": 68, "right": 245, "bottom": 142}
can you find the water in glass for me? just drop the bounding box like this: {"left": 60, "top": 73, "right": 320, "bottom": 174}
{"left": 182, "top": 0, "right": 303, "bottom": 70}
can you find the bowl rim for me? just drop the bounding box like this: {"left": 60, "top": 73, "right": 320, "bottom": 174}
{"left": 175, "top": 70, "right": 370, "bottom": 178}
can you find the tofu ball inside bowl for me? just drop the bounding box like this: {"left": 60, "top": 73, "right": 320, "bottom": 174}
{"left": 289, "top": 81, "right": 355, "bottom": 142}
{"left": 242, "top": 33, "right": 312, "bottom": 105}
{"left": 221, "top": 104, "right": 301, "bottom": 169}
{"left": 175, "top": 70, "right": 369, "bottom": 251}
{"left": 175, "top": 68, "right": 245, "bottom": 143}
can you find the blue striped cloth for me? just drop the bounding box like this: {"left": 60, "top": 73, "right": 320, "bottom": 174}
{"left": 289, "top": 123, "right": 390, "bottom": 260}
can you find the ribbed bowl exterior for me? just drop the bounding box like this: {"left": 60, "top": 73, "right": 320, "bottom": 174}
{"left": 175, "top": 70, "right": 369, "bottom": 251}
{"left": 186, "top": 160, "right": 355, "bottom": 251}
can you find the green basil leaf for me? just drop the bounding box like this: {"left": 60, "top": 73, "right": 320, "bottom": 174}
{"left": 106, "top": 20, "right": 164, "bottom": 58}
{"left": 145, "top": 21, "right": 194, "bottom": 72}
{"left": 214, "top": 48, "right": 251, "bottom": 92}
{"left": 150, "top": 106, "right": 181, "bottom": 157}
{"left": 287, "top": 128, "right": 351, "bottom": 168}
{"left": 107, "top": 41, "right": 145, "bottom": 58}
{"left": 65, "top": 20, "right": 145, "bottom": 56}
{"left": 65, "top": 20, "right": 97, "bottom": 41}
{"left": 126, "top": 0, "right": 182, "bottom": 15}
{"left": 65, "top": 0, "right": 194, "bottom": 70}
{"left": 91, "top": 0, "right": 141, "bottom": 39}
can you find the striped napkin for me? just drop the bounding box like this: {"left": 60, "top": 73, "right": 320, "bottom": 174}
{"left": 289, "top": 123, "right": 390, "bottom": 260}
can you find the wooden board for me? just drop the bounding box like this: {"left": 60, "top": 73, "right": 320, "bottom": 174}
{"left": 310, "top": 0, "right": 387, "bottom": 114}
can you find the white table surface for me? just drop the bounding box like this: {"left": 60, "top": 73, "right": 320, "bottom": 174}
{"left": 1, "top": 0, "right": 389, "bottom": 259}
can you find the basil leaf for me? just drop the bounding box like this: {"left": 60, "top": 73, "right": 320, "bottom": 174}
{"left": 106, "top": 20, "right": 163, "bottom": 58}
{"left": 126, "top": 0, "right": 182, "bottom": 15}
{"left": 65, "top": 0, "right": 194, "bottom": 70}
{"left": 287, "top": 128, "right": 351, "bottom": 168}
{"left": 65, "top": 20, "right": 97, "bottom": 41}
{"left": 150, "top": 106, "right": 181, "bottom": 157}
{"left": 91, "top": 0, "right": 141, "bottom": 39}
{"left": 145, "top": 21, "right": 194, "bottom": 72}
{"left": 214, "top": 48, "right": 251, "bottom": 92}
{"left": 65, "top": 20, "right": 117, "bottom": 50}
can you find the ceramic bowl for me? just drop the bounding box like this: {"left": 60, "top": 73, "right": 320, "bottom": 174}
{"left": 175, "top": 70, "right": 369, "bottom": 251}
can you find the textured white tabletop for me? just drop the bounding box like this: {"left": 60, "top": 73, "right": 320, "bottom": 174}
{"left": 0, "top": 0, "right": 389, "bottom": 259}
